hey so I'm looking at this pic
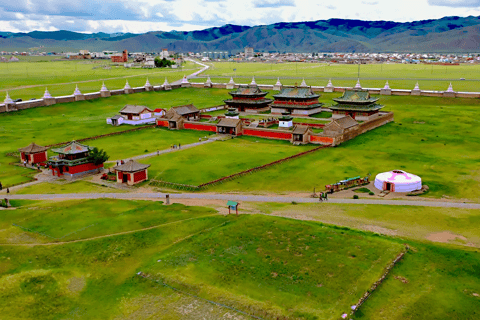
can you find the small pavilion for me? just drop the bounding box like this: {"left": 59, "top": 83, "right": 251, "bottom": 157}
{"left": 217, "top": 118, "right": 243, "bottom": 135}
{"left": 18, "top": 143, "right": 48, "bottom": 165}
{"left": 113, "top": 160, "right": 151, "bottom": 186}
{"left": 48, "top": 141, "right": 103, "bottom": 178}
{"left": 330, "top": 89, "right": 384, "bottom": 121}
{"left": 291, "top": 125, "right": 313, "bottom": 144}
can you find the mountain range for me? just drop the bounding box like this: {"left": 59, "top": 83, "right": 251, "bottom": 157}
{"left": 1, "top": 16, "right": 480, "bottom": 53}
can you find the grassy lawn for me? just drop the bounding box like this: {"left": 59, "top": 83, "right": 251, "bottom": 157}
{"left": 0, "top": 199, "right": 218, "bottom": 243}
{"left": 205, "top": 62, "right": 480, "bottom": 91}
{"left": 213, "top": 93, "right": 480, "bottom": 201}
{"left": 91, "top": 127, "right": 214, "bottom": 161}
{"left": 141, "top": 136, "right": 315, "bottom": 186}
{"left": 0, "top": 88, "right": 228, "bottom": 188}
{"left": 0, "top": 60, "right": 201, "bottom": 100}
{"left": 13, "top": 181, "right": 123, "bottom": 195}
{"left": 0, "top": 200, "right": 479, "bottom": 319}
{"left": 143, "top": 214, "right": 404, "bottom": 320}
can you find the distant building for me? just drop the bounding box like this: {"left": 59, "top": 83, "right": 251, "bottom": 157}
{"left": 111, "top": 50, "right": 128, "bottom": 63}
{"left": 18, "top": 143, "right": 48, "bottom": 165}
{"left": 48, "top": 141, "right": 104, "bottom": 178}
{"left": 107, "top": 105, "right": 157, "bottom": 126}
{"left": 330, "top": 90, "right": 384, "bottom": 121}
{"left": 224, "top": 84, "right": 272, "bottom": 113}
{"left": 113, "top": 160, "right": 151, "bottom": 186}
{"left": 271, "top": 87, "right": 323, "bottom": 116}
{"left": 245, "top": 47, "right": 254, "bottom": 58}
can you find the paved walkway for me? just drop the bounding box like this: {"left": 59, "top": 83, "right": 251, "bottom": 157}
{"left": 106, "top": 138, "right": 216, "bottom": 163}
{"left": 4, "top": 192, "right": 480, "bottom": 209}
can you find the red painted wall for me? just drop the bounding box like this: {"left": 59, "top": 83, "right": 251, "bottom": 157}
{"left": 118, "top": 171, "right": 123, "bottom": 180}
{"left": 310, "top": 135, "right": 334, "bottom": 144}
{"left": 68, "top": 163, "right": 103, "bottom": 174}
{"left": 184, "top": 123, "right": 217, "bottom": 132}
{"left": 243, "top": 129, "right": 292, "bottom": 140}
{"left": 134, "top": 170, "right": 147, "bottom": 183}
{"left": 32, "top": 152, "right": 47, "bottom": 163}
{"left": 157, "top": 120, "right": 169, "bottom": 127}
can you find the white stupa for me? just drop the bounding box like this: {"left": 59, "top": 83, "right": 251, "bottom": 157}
{"left": 326, "top": 79, "right": 334, "bottom": 88}
{"left": 383, "top": 81, "right": 391, "bottom": 90}
{"left": 299, "top": 78, "right": 308, "bottom": 87}
{"left": 100, "top": 82, "right": 108, "bottom": 92}
{"left": 124, "top": 80, "right": 132, "bottom": 90}
{"left": 354, "top": 79, "right": 362, "bottom": 89}
{"left": 145, "top": 78, "right": 151, "bottom": 87}
{"left": 43, "top": 88, "right": 53, "bottom": 99}
{"left": 250, "top": 76, "right": 257, "bottom": 86}
{"left": 181, "top": 75, "right": 189, "bottom": 84}
{"left": 163, "top": 78, "right": 170, "bottom": 86}
{"left": 374, "top": 170, "right": 422, "bottom": 193}
{"left": 206, "top": 76, "right": 213, "bottom": 85}
{"left": 446, "top": 82, "right": 455, "bottom": 93}
{"left": 4, "top": 92, "right": 13, "bottom": 104}
{"left": 413, "top": 82, "right": 420, "bottom": 91}
{"left": 73, "top": 85, "right": 82, "bottom": 95}
{"left": 324, "top": 79, "right": 334, "bottom": 92}
{"left": 275, "top": 78, "right": 282, "bottom": 86}
{"left": 273, "top": 77, "right": 283, "bottom": 90}
{"left": 227, "top": 76, "right": 236, "bottom": 89}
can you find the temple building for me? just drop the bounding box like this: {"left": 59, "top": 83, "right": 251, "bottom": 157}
{"left": 160, "top": 104, "right": 201, "bottom": 129}
{"left": 107, "top": 105, "right": 156, "bottom": 126}
{"left": 224, "top": 82, "right": 272, "bottom": 113}
{"left": 48, "top": 141, "right": 103, "bottom": 178}
{"left": 330, "top": 90, "right": 384, "bottom": 121}
{"left": 217, "top": 118, "right": 243, "bottom": 135}
{"left": 270, "top": 87, "right": 323, "bottom": 116}
{"left": 113, "top": 160, "right": 150, "bottom": 186}
{"left": 18, "top": 143, "right": 48, "bottom": 165}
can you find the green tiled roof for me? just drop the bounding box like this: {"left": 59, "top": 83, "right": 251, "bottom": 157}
{"left": 224, "top": 98, "right": 273, "bottom": 105}
{"left": 271, "top": 103, "right": 323, "bottom": 110}
{"left": 273, "top": 87, "right": 320, "bottom": 99}
{"left": 333, "top": 90, "right": 379, "bottom": 105}
{"left": 51, "top": 141, "right": 93, "bottom": 155}
{"left": 229, "top": 85, "right": 268, "bottom": 97}
{"left": 329, "top": 104, "right": 384, "bottom": 112}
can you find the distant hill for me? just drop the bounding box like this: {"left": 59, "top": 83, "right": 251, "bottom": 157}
{"left": 2, "top": 16, "right": 480, "bottom": 53}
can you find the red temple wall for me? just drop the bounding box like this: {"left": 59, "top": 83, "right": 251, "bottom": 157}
{"left": 134, "top": 170, "right": 147, "bottom": 183}
{"left": 243, "top": 129, "right": 292, "bottom": 140}
{"left": 157, "top": 120, "right": 169, "bottom": 127}
{"left": 32, "top": 152, "right": 47, "bottom": 163}
{"left": 68, "top": 163, "right": 103, "bottom": 174}
{"left": 310, "top": 135, "right": 334, "bottom": 144}
{"left": 183, "top": 122, "right": 217, "bottom": 132}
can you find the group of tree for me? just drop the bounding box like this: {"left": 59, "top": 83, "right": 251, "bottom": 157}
{"left": 154, "top": 57, "right": 176, "bottom": 68}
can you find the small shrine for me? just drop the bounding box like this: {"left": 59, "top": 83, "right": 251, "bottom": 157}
{"left": 278, "top": 113, "right": 293, "bottom": 128}
{"left": 225, "top": 108, "right": 240, "bottom": 119}
{"left": 18, "top": 143, "right": 48, "bottom": 165}
{"left": 113, "top": 160, "right": 151, "bottom": 186}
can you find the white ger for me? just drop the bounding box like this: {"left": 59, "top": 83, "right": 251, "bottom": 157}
{"left": 374, "top": 170, "right": 422, "bottom": 193}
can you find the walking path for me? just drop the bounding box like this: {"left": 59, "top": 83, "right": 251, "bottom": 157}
{"left": 106, "top": 138, "right": 216, "bottom": 163}
{"left": 4, "top": 192, "right": 480, "bottom": 209}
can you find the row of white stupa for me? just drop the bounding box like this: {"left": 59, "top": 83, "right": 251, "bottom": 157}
{"left": 4, "top": 75, "right": 456, "bottom": 104}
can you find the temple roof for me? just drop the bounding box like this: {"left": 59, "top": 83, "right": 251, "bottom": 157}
{"left": 120, "top": 105, "right": 152, "bottom": 114}
{"left": 332, "top": 90, "right": 379, "bottom": 105}
{"left": 273, "top": 87, "right": 319, "bottom": 99}
{"left": 271, "top": 102, "right": 323, "bottom": 110}
{"left": 18, "top": 142, "right": 48, "bottom": 154}
{"left": 333, "top": 116, "right": 359, "bottom": 129}
{"left": 229, "top": 85, "right": 268, "bottom": 97}
{"left": 217, "top": 118, "right": 242, "bottom": 128}
{"left": 329, "top": 103, "right": 384, "bottom": 112}
{"left": 51, "top": 141, "right": 93, "bottom": 155}
{"left": 224, "top": 98, "right": 272, "bottom": 105}
{"left": 171, "top": 104, "right": 200, "bottom": 115}
{"left": 113, "top": 160, "right": 150, "bottom": 173}
{"left": 292, "top": 125, "right": 311, "bottom": 135}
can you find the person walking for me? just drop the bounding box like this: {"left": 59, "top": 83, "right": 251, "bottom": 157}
{"left": 6, "top": 188, "right": 9, "bottom": 194}
{"left": 178, "top": 143, "right": 181, "bottom": 149}
{"left": 0, "top": 181, "right": 2, "bottom": 191}
{"left": 319, "top": 192, "right": 323, "bottom": 202}
{"left": 324, "top": 192, "right": 328, "bottom": 201}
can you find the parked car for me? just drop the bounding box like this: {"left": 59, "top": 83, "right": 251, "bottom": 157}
{"left": 13, "top": 98, "right": 22, "bottom": 102}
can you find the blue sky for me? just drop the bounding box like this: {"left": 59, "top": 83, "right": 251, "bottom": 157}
{"left": 0, "top": 0, "right": 479, "bottom": 33}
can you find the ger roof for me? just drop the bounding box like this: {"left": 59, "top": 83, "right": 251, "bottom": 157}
{"left": 217, "top": 118, "right": 242, "bottom": 128}
{"left": 113, "top": 160, "right": 151, "bottom": 173}
{"left": 333, "top": 90, "right": 379, "bottom": 104}
{"left": 273, "top": 87, "right": 320, "bottom": 99}
{"left": 18, "top": 142, "right": 48, "bottom": 153}
{"left": 171, "top": 104, "right": 200, "bottom": 115}
{"left": 119, "top": 105, "right": 152, "bottom": 114}
{"left": 51, "top": 141, "right": 93, "bottom": 155}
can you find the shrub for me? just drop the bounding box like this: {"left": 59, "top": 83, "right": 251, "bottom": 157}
{"left": 353, "top": 195, "right": 359, "bottom": 199}
{"left": 369, "top": 192, "right": 375, "bottom": 195}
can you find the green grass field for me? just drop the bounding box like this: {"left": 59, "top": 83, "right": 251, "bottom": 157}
{"left": 141, "top": 136, "right": 315, "bottom": 186}
{"left": 0, "top": 59, "right": 201, "bottom": 100}
{"left": 13, "top": 181, "right": 123, "bottom": 195}
{"left": 204, "top": 61, "right": 480, "bottom": 92}
{"left": 1, "top": 199, "right": 479, "bottom": 319}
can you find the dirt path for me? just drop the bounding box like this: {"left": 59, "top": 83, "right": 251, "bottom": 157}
{"left": 0, "top": 214, "right": 219, "bottom": 247}
{"left": 4, "top": 192, "right": 480, "bottom": 209}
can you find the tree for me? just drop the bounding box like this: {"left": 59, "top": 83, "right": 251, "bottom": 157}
{"left": 88, "top": 147, "right": 109, "bottom": 165}
{"left": 154, "top": 57, "right": 175, "bottom": 68}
